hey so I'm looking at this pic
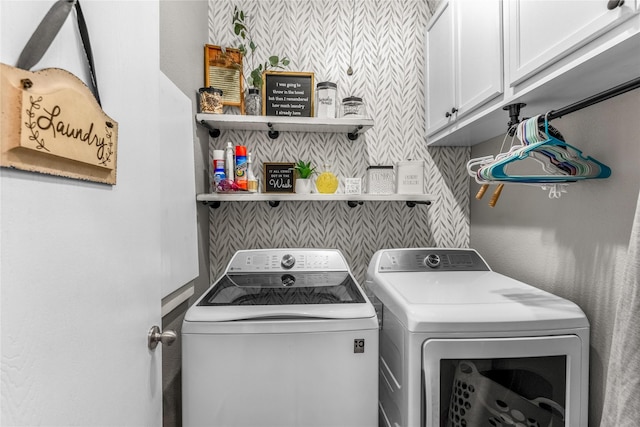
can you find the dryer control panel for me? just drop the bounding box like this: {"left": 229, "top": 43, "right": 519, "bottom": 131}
{"left": 377, "top": 249, "right": 490, "bottom": 272}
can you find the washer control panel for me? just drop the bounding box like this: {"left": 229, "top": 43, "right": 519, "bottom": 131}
{"left": 378, "top": 249, "right": 490, "bottom": 272}
{"left": 227, "top": 249, "right": 350, "bottom": 272}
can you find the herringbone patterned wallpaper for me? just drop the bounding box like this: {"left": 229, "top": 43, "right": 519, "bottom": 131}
{"left": 207, "top": 0, "right": 469, "bottom": 283}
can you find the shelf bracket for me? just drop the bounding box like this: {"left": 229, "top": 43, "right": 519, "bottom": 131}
{"left": 199, "top": 120, "right": 221, "bottom": 138}
{"left": 268, "top": 200, "right": 280, "bottom": 208}
{"left": 502, "top": 103, "right": 526, "bottom": 136}
{"left": 201, "top": 200, "right": 221, "bottom": 209}
{"left": 347, "top": 201, "right": 364, "bottom": 208}
{"left": 406, "top": 200, "right": 431, "bottom": 208}
{"left": 347, "top": 125, "right": 363, "bottom": 141}
{"left": 266, "top": 123, "right": 280, "bottom": 139}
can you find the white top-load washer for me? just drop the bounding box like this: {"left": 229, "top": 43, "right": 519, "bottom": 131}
{"left": 183, "top": 248, "right": 378, "bottom": 427}
{"left": 365, "top": 248, "right": 589, "bottom": 427}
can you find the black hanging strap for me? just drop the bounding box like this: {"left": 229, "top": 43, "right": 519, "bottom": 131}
{"left": 73, "top": 1, "right": 100, "bottom": 105}
{"left": 15, "top": 0, "right": 101, "bottom": 105}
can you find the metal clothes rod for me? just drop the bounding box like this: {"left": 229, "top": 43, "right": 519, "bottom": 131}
{"left": 546, "top": 76, "right": 640, "bottom": 121}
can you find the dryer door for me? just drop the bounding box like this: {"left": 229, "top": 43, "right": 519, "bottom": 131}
{"left": 422, "top": 336, "right": 586, "bottom": 427}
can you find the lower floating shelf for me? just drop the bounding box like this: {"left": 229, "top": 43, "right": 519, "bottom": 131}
{"left": 196, "top": 193, "right": 434, "bottom": 208}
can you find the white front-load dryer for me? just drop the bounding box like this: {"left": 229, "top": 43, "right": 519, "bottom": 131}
{"left": 182, "top": 248, "right": 378, "bottom": 427}
{"left": 365, "top": 248, "right": 589, "bottom": 427}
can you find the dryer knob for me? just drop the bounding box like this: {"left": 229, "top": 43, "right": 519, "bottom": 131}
{"left": 425, "top": 254, "right": 441, "bottom": 268}
{"left": 281, "top": 254, "right": 296, "bottom": 269}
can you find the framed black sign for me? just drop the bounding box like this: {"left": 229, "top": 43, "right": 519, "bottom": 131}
{"left": 263, "top": 72, "right": 314, "bottom": 117}
{"left": 263, "top": 162, "right": 295, "bottom": 193}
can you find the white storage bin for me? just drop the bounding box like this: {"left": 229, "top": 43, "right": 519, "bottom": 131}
{"left": 366, "top": 166, "right": 394, "bottom": 194}
{"left": 395, "top": 160, "right": 424, "bottom": 194}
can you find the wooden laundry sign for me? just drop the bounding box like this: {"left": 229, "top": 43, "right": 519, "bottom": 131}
{"left": 1, "top": 65, "right": 118, "bottom": 184}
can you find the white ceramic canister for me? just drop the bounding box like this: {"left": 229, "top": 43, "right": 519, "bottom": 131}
{"left": 395, "top": 160, "right": 425, "bottom": 194}
{"left": 315, "top": 81, "right": 337, "bottom": 118}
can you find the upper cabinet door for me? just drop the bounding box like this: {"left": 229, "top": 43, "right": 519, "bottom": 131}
{"left": 508, "top": 0, "right": 639, "bottom": 86}
{"left": 426, "top": 0, "right": 503, "bottom": 137}
{"left": 456, "top": 0, "right": 503, "bottom": 117}
{"left": 426, "top": 0, "right": 456, "bottom": 135}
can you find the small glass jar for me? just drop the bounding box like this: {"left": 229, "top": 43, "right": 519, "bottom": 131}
{"left": 245, "top": 88, "right": 262, "bottom": 116}
{"left": 315, "top": 81, "right": 337, "bottom": 118}
{"left": 340, "top": 96, "right": 366, "bottom": 118}
{"left": 199, "top": 87, "right": 224, "bottom": 114}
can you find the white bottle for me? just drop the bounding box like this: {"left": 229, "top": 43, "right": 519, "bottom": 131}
{"left": 224, "top": 141, "right": 234, "bottom": 181}
{"left": 247, "top": 152, "right": 258, "bottom": 193}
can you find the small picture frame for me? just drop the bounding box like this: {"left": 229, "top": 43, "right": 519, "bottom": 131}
{"left": 344, "top": 178, "right": 362, "bottom": 195}
{"left": 263, "top": 162, "right": 295, "bottom": 193}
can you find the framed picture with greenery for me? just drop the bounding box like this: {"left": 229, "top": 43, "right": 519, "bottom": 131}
{"left": 204, "top": 44, "right": 244, "bottom": 113}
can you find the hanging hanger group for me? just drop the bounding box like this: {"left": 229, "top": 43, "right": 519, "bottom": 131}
{"left": 467, "top": 114, "right": 611, "bottom": 207}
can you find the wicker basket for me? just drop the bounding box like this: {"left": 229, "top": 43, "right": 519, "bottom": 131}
{"left": 446, "top": 361, "right": 565, "bottom": 427}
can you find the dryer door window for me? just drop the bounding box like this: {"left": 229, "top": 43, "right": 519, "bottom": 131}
{"left": 422, "top": 336, "right": 585, "bottom": 427}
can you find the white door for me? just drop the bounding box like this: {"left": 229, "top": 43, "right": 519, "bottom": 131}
{"left": 1, "top": 1, "right": 169, "bottom": 425}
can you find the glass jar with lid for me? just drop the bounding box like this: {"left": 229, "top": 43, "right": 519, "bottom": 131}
{"left": 315, "top": 82, "right": 337, "bottom": 119}
{"left": 199, "top": 87, "right": 224, "bottom": 114}
{"left": 340, "top": 96, "right": 366, "bottom": 118}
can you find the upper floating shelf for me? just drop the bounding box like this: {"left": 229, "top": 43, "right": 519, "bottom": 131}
{"left": 196, "top": 113, "right": 374, "bottom": 140}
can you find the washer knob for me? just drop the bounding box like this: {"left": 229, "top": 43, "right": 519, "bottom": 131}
{"left": 281, "top": 274, "right": 296, "bottom": 287}
{"left": 281, "top": 254, "right": 296, "bottom": 269}
{"left": 425, "top": 253, "right": 441, "bottom": 268}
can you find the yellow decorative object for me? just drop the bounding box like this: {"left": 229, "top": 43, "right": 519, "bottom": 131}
{"left": 315, "top": 164, "right": 339, "bottom": 194}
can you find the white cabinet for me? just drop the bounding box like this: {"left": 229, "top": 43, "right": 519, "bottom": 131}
{"left": 426, "top": 0, "right": 503, "bottom": 135}
{"left": 508, "top": 0, "right": 639, "bottom": 86}
{"left": 426, "top": 0, "right": 640, "bottom": 146}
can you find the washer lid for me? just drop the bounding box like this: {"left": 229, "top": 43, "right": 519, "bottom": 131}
{"left": 370, "top": 270, "right": 588, "bottom": 332}
{"left": 186, "top": 271, "right": 376, "bottom": 322}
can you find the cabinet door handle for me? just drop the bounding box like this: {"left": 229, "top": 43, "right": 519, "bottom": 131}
{"left": 445, "top": 107, "right": 458, "bottom": 118}
{"left": 607, "top": 0, "right": 624, "bottom": 10}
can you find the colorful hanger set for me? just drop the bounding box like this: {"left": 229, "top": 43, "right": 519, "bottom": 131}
{"left": 467, "top": 114, "right": 612, "bottom": 206}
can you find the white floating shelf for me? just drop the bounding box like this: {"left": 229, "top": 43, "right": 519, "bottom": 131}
{"left": 197, "top": 192, "right": 434, "bottom": 208}
{"left": 196, "top": 113, "right": 374, "bottom": 140}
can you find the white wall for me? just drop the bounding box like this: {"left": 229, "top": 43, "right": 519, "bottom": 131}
{"left": 158, "top": 1, "right": 210, "bottom": 425}
{"left": 470, "top": 88, "right": 640, "bottom": 426}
